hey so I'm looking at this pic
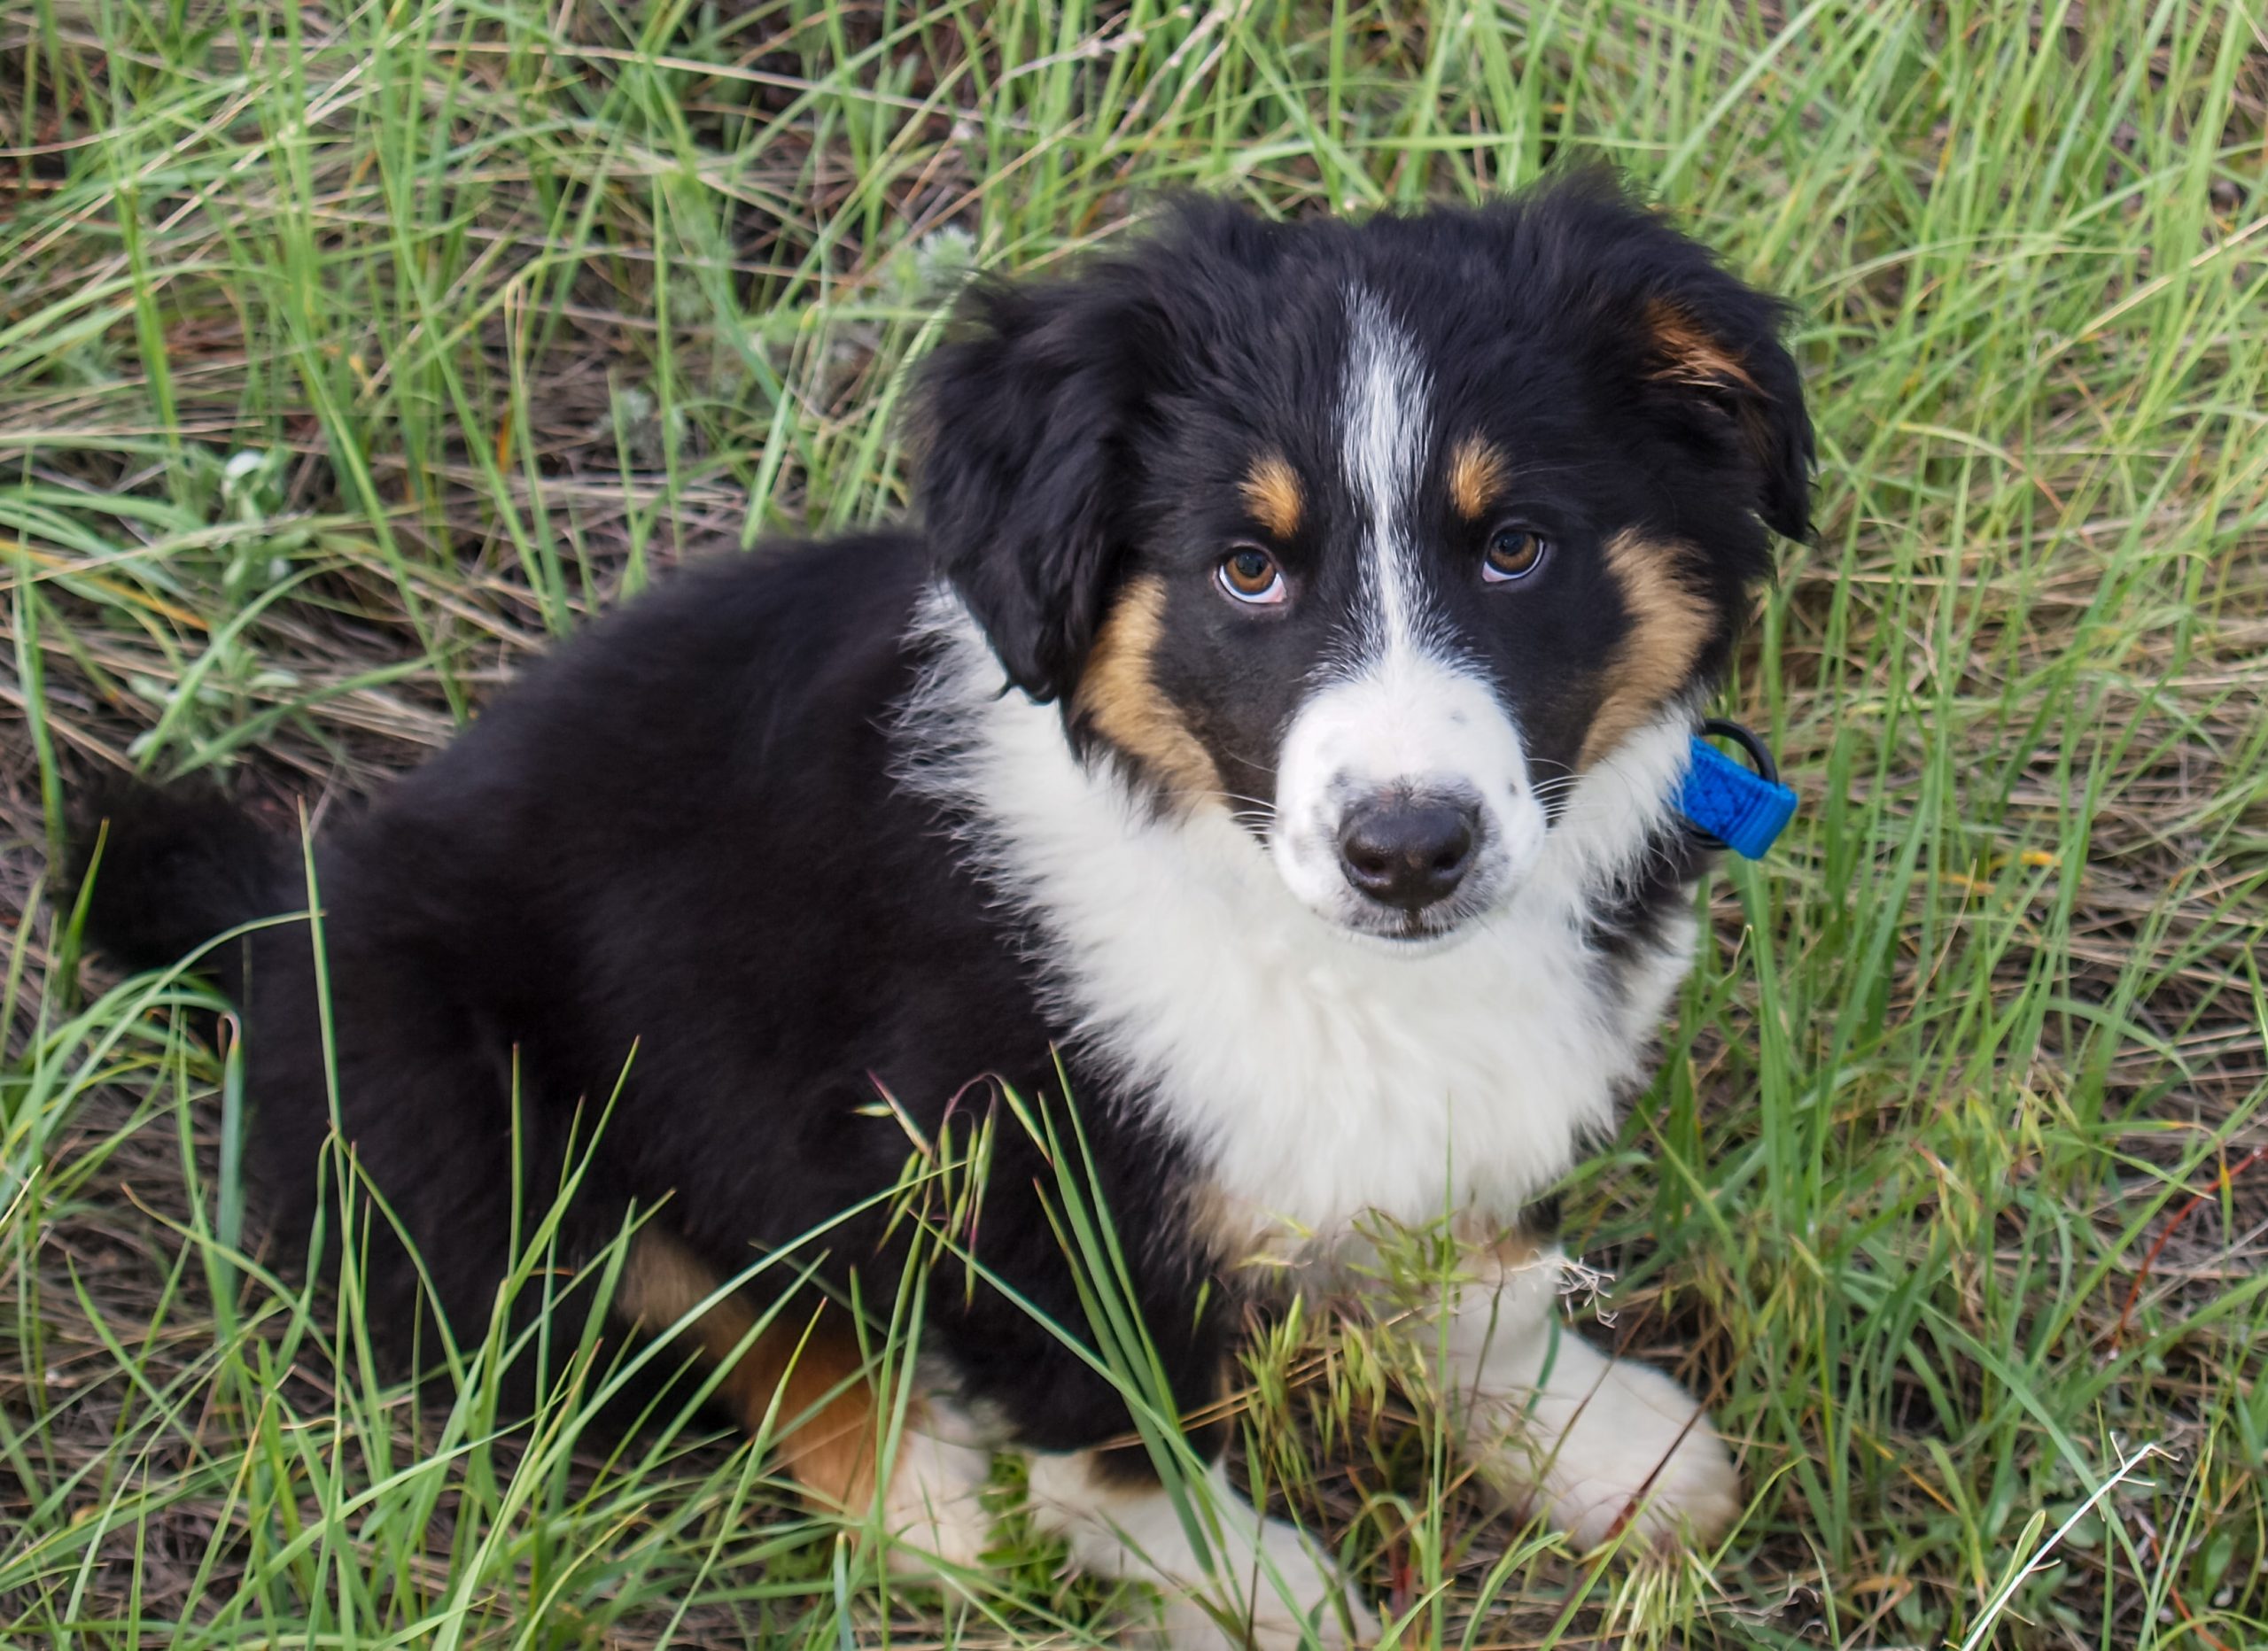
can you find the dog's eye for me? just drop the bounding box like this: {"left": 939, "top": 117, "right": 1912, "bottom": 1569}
{"left": 1482, "top": 527, "right": 1548, "bottom": 583}
{"left": 1217, "top": 546, "right": 1287, "bottom": 605}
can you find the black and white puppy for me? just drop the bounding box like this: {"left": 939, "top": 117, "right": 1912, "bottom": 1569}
{"left": 76, "top": 176, "right": 1808, "bottom": 1647}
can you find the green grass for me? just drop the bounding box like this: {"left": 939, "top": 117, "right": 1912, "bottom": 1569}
{"left": 3, "top": 0, "right": 2266, "bottom": 1644}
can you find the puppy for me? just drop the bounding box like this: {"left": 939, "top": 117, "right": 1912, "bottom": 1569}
{"left": 74, "top": 175, "right": 1808, "bottom": 1647}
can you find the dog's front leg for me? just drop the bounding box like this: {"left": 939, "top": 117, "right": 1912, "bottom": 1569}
{"left": 1422, "top": 1236, "right": 1740, "bottom": 1551}
{"left": 1027, "top": 1449, "right": 1375, "bottom": 1649}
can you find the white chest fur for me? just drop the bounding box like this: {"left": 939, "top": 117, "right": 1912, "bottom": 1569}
{"left": 899, "top": 595, "right": 1700, "bottom": 1247}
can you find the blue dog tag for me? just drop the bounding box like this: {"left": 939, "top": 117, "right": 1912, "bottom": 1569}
{"left": 1678, "top": 724, "right": 1797, "bottom": 859}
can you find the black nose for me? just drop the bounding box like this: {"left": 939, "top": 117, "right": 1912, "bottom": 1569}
{"left": 1337, "top": 799, "right": 1480, "bottom": 911}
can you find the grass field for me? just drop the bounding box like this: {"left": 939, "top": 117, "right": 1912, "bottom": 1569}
{"left": 4, "top": 1, "right": 2266, "bottom": 1646}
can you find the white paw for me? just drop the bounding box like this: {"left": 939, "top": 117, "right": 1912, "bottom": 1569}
{"left": 1159, "top": 1509, "right": 1376, "bottom": 1649}
{"left": 1505, "top": 1349, "right": 1739, "bottom": 1549}
{"left": 1157, "top": 1577, "right": 1377, "bottom": 1650}
{"left": 878, "top": 1428, "right": 995, "bottom": 1573}
{"left": 1029, "top": 1454, "right": 1375, "bottom": 1648}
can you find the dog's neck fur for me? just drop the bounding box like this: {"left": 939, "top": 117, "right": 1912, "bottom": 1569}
{"left": 897, "top": 585, "right": 1701, "bottom": 1252}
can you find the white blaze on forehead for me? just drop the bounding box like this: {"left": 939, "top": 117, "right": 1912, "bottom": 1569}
{"left": 1339, "top": 287, "right": 1434, "bottom": 663}
{"left": 1255, "top": 285, "right": 1548, "bottom": 934}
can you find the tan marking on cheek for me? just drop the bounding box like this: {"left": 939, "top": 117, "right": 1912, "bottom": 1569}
{"left": 1580, "top": 531, "right": 1714, "bottom": 770}
{"left": 621, "top": 1229, "right": 880, "bottom": 1509}
{"left": 1447, "top": 433, "right": 1510, "bottom": 520}
{"left": 1239, "top": 453, "right": 1303, "bottom": 539}
{"left": 1644, "top": 300, "right": 1759, "bottom": 392}
{"left": 1075, "top": 576, "right": 1223, "bottom": 801}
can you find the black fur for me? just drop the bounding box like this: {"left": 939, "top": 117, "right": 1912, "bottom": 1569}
{"left": 71, "top": 176, "right": 1808, "bottom": 1483}
{"left": 68, "top": 779, "right": 289, "bottom": 991}
{"left": 80, "top": 543, "right": 1224, "bottom": 1445}
{"left": 917, "top": 264, "right": 1164, "bottom": 703}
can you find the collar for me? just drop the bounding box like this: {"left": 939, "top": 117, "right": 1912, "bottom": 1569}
{"left": 1679, "top": 718, "right": 1798, "bottom": 859}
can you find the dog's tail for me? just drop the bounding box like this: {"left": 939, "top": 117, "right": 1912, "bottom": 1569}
{"left": 67, "top": 779, "right": 296, "bottom": 990}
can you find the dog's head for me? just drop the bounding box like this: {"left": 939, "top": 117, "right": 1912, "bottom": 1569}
{"left": 916, "top": 177, "right": 1810, "bottom": 947}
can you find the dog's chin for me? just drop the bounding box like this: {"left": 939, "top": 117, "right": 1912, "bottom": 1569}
{"left": 1338, "top": 923, "right": 1480, "bottom": 958}
{"left": 1315, "top": 887, "right": 1510, "bottom": 957}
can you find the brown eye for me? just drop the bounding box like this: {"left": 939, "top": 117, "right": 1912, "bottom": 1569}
{"left": 1483, "top": 526, "right": 1548, "bottom": 583}
{"left": 1217, "top": 545, "right": 1287, "bottom": 605}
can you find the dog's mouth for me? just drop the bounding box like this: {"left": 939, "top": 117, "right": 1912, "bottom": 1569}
{"left": 1324, "top": 880, "right": 1507, "bottom": 952}
{"left": 1332, "top": 919, "right": 1487, "bottom": 957}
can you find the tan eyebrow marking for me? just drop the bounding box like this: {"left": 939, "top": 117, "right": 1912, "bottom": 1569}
{"left": 1239, "top": 453, "right": 1303, "bottom": 539}
{"left": 1447, "top": 433, "right": 1510, "bottom": 520}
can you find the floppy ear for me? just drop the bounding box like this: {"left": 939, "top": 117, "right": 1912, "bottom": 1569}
{"left": 914, "top": 268, "right": 1158, "bottom": 703}
{"left": 1638, "top": 289, "right": 1814, "bottom": 542}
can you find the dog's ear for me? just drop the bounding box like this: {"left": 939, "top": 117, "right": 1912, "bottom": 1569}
{"left": 914, "top": 267, "right": 1159, "bottom": 703}
{"left": 1635, "top": 286, "right": 1813, "bottom": 543}
{"left": 1518, "top": 173, "right": 1814, "bottom": 545}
